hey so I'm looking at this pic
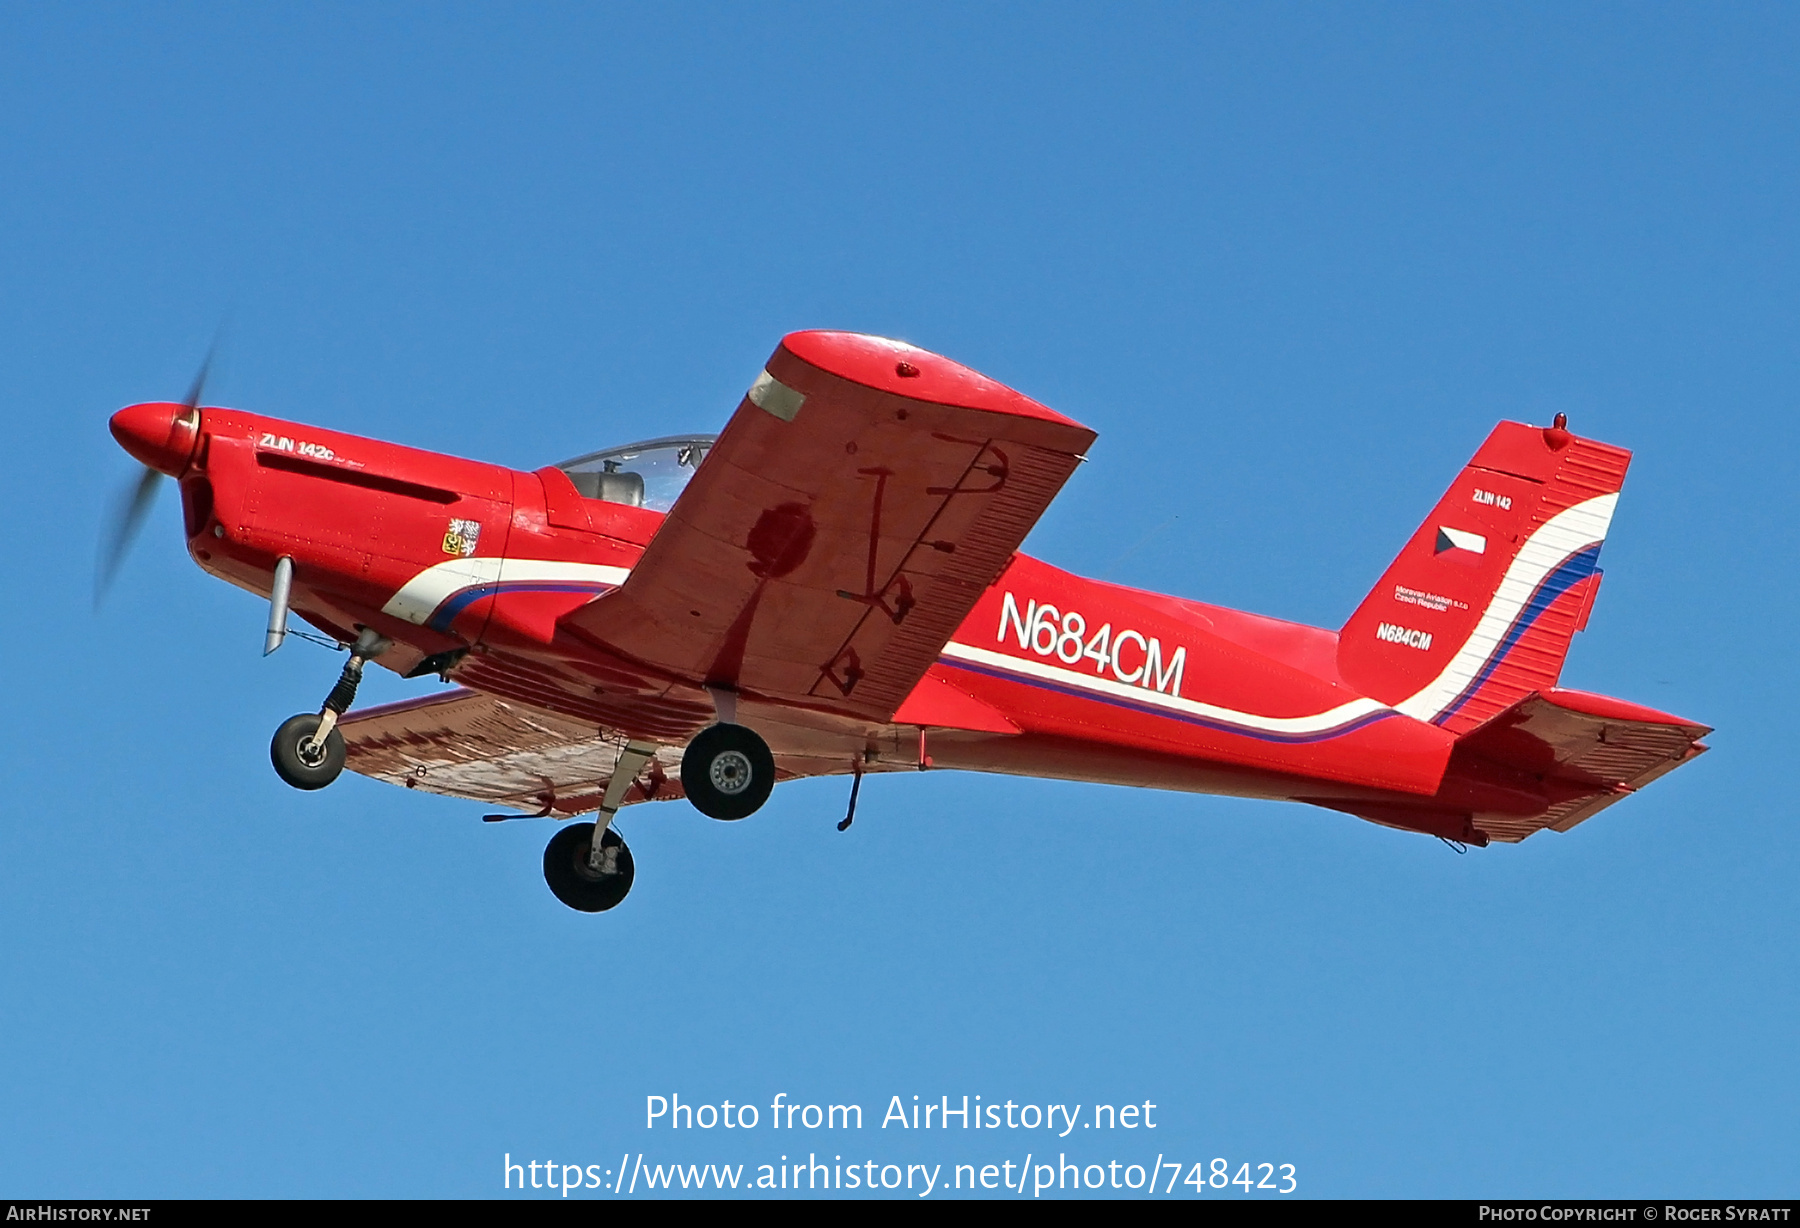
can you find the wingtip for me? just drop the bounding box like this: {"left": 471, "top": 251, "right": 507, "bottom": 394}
{"left": 776, "top": 330, "right": 1094, "bottom": 437}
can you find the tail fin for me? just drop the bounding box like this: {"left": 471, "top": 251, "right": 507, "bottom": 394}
{"left": 1337, "top": 419, "right": 1631, "bottom": 734}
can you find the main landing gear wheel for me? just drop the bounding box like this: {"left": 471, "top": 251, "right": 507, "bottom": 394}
{"left": 270, "top": 713, "right": 346, "bottom": 790}
{"left": 680, "top": 722, "right": 776, "bottom": 820}
{"left": 543, "top": 822, "right": 635, "bottom": 913}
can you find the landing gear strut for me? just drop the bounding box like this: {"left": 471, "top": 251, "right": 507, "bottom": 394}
{"left": 681, "top": 722, "right": 775, "bottom": 820}
{"left": 270, "top": 627, "right": 389, "bottom": 791}
{"left": 541, "top": 739, "right": 655, "bottom": 913}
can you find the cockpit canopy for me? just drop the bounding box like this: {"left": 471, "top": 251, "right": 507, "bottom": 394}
{"left": 555, "top": 435, "right": 716, "bottom": 513}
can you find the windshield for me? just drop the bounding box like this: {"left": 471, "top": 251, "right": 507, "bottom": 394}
{"left": 555, "top": 435, "right": 716, "bottom": 513}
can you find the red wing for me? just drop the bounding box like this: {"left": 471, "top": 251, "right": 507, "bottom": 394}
{"left": 338, "top": 688, "right": 897, "bottom": 816}
{"left": 338, "top": 690, "right": 686, "bottom": 815}
{"left": 561, "top": 332, "right": 1096, "bottom": 722}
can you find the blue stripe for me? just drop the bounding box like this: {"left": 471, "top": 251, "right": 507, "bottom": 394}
{"left": 939, "top": 657, "right": 1397, "bottom": 744}
{"left": 427, "top": 581, "right": 615, "bottom": 633}
{"left": 1432, "top": 543, "right": 1601, "bottom": 725}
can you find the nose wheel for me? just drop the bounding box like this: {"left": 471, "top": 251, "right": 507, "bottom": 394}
{"left": 543, "top": 822, "right": 635, "bottom": 912}
{"left": 270, "top": 627, "right": 388, "bottom": 791}
{"left": 270, "top": 713, "right": 346, "bottom": 790}
{"left": 681, "top": 722, "right": 776, "bottom": 820}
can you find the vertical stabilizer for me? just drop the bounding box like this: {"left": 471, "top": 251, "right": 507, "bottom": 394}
{"left": 1337, "top": 420, "right": 1630, "bottom": 734}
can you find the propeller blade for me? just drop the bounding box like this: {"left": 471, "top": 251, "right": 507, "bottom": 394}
{"left": 181, "top": 344, "right": 213, "bottom": 413}
{"left": 95, "top": 339, "right": 219, "bottom": 608}
{"left": 94, "top": 465, "right": 164, "bottom": 607}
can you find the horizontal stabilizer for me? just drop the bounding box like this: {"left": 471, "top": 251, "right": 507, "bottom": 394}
{"left": 1453, "top": 687, "right": 1710, "bottom": 838}
{"left": 1312, "top": 688, "right": 1708, "bottom": 845}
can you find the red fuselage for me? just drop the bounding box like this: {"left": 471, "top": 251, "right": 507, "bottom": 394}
{"left": 112, "top": 328, "right": 1702, "bottom": 857}
{"left": 109, "top": 397, "right": 1498, "bottom": 839}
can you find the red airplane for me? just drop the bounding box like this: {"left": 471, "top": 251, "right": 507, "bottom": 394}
{"left": 104, "top": 331, "right": 1709, "bottom": 912}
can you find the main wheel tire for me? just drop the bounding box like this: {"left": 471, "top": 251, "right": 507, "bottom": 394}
{"left": 270, "top": 713, "right": 347, "bottom": 791}
{"left": 680, "top": 722, "right": 776, "bottom": 821}
{"left": 543, "top": 822, "right": 635, "bottom": 913}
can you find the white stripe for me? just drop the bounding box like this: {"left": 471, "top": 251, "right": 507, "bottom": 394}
{"left": 1396, "top": 492, "right": 1617, "bottom": 722}
{"left": 942, "top": 641, "right": 1390, "bottom": 736}
{"left": 382, "top": 559, "right": 632, "bottom": 625}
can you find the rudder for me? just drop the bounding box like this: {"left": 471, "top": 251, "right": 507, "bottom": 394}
{"left": 1337, "top": 418, "right": 1631, "bottom": 734}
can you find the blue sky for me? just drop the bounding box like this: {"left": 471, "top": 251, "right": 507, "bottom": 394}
{"left": 1, "top": 3, "right": 1794, "bottom": 1198}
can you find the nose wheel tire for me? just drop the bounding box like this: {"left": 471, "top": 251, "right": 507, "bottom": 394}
{"left": 270, "top": 713, "right": 347, "bottom": 790}
{"left": 681, "top": 722, "right": 776, "bottom": 820}
{"left": 543, "top": 822, "right": 635, "bottom": 913}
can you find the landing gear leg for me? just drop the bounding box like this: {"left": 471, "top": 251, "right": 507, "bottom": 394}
{"left": 588, "top": 741, "right": 655, "bottom": 872}
{"left": 270, "top": 627, "right": 389, "bottom": 791}
{"left": 542, "top": 740, "right": 654, "bottom": 913}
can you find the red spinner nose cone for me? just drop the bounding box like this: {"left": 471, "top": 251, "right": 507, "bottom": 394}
{"left": 110, "top": 402, "right": 200, "bottom": 476}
